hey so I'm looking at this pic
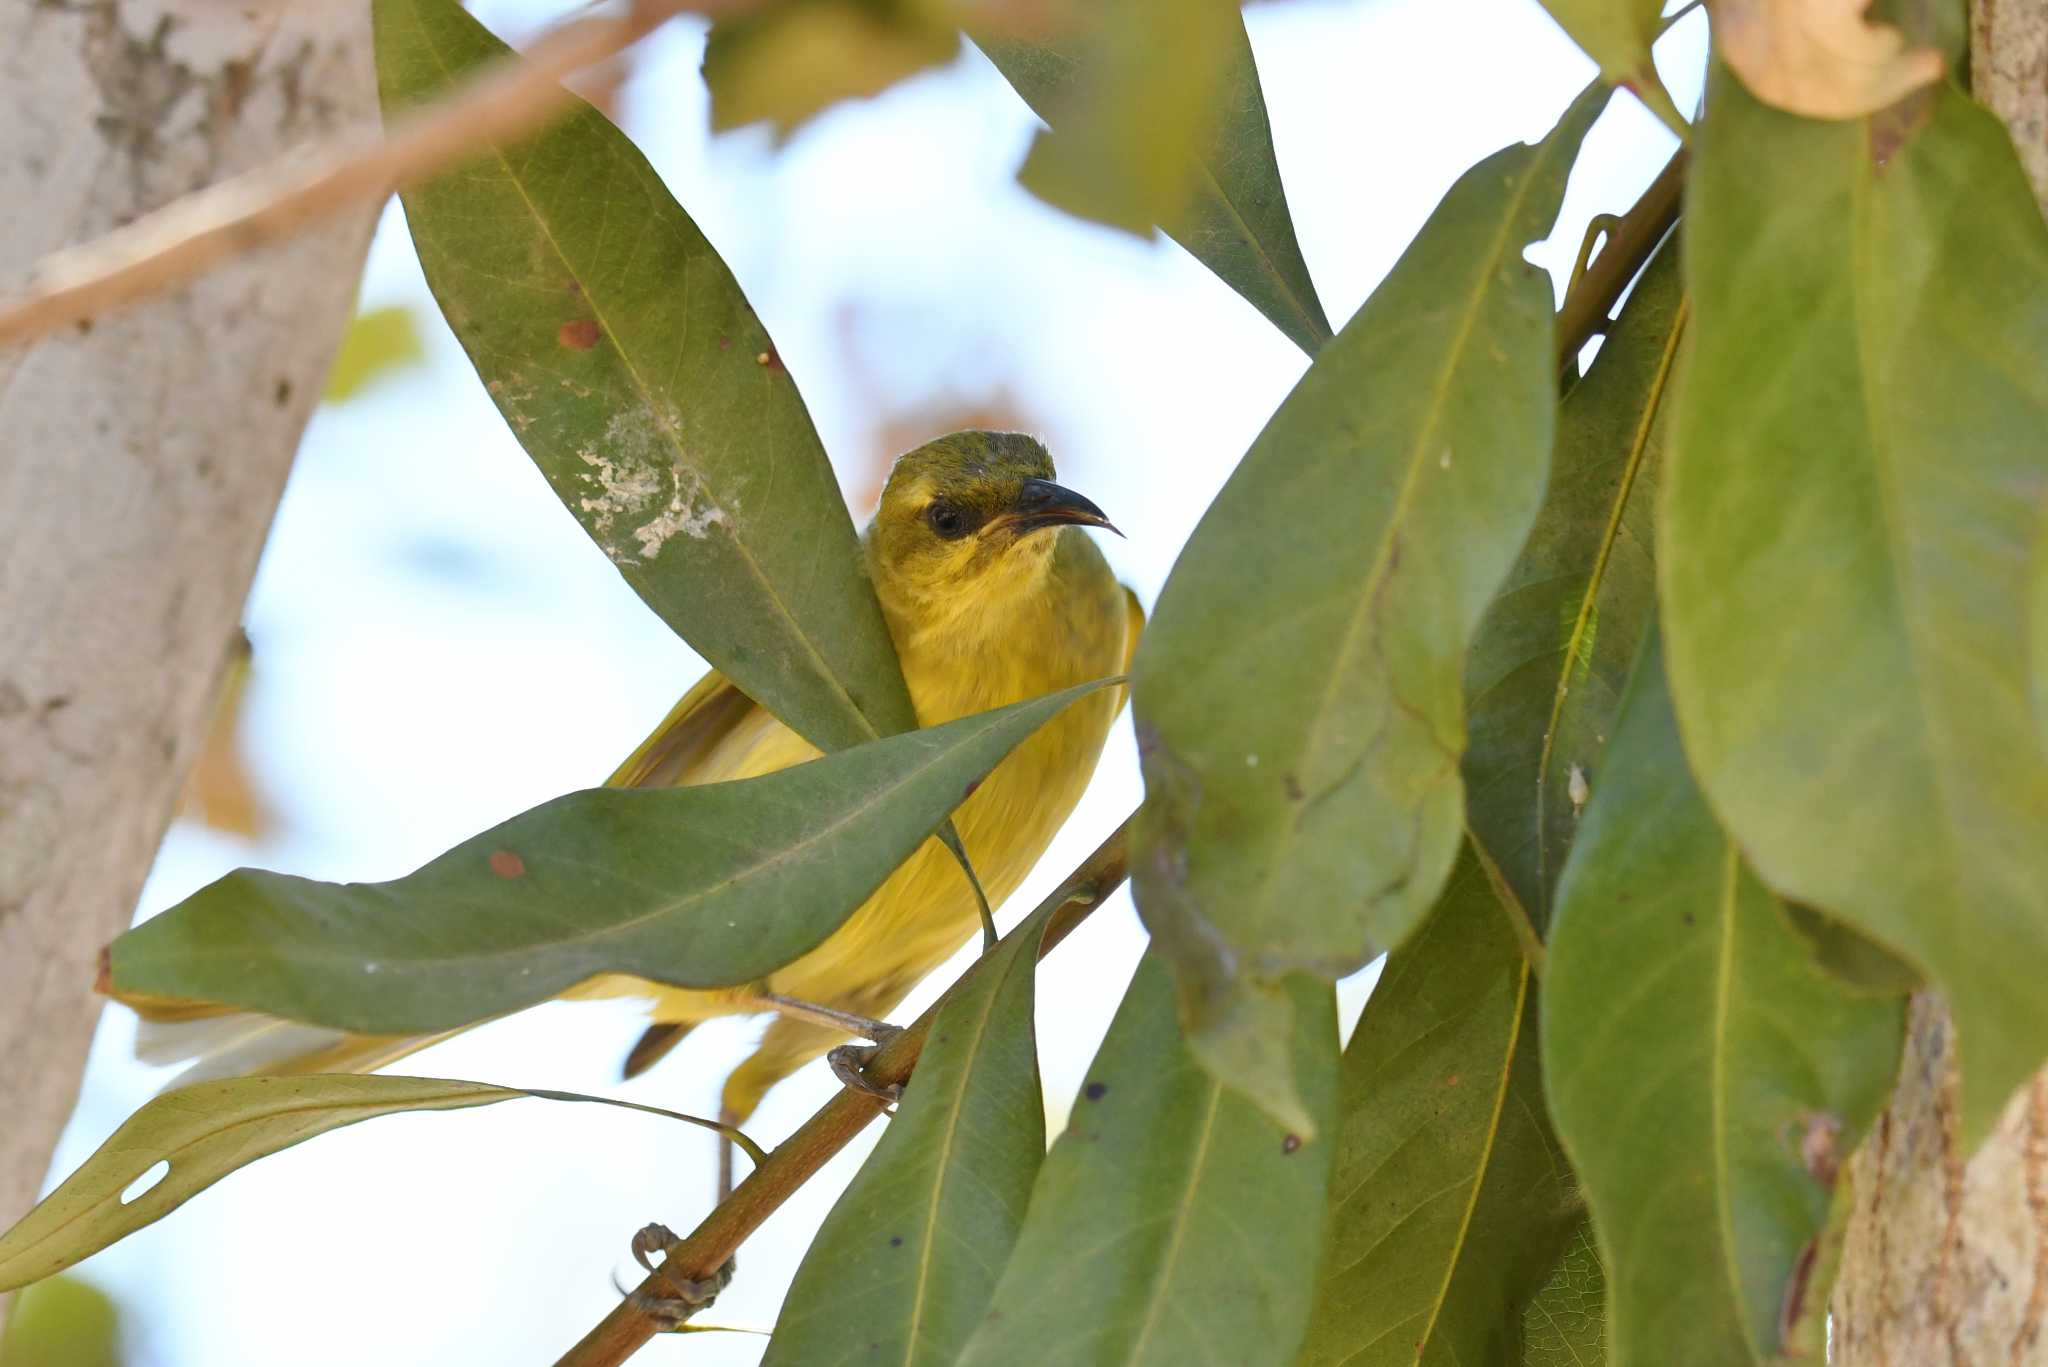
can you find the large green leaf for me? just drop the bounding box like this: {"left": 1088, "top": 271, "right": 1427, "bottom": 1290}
{"left": 1543, "top": 637, "right": 1905, "bottom": 1365}
{"left": 1465, "top": 239, "right": 1685, "bottom": 927}
{"left": 376, "top": 0, "right": 918, "bottom": 754}
{"left": 765, "top": 898, "right": 1057, "bottom": 1367}
{"left": 1297, "top": 849, "right": 1574, "bottom": 1367}
{"left": 1298, "top": 228, "right": 1682, "bottom": 1367}
{"left": 976, "top": 6, "right": 1331, "bottom": 355}
{"left": 956, "top": 960, "right": 1338, "bottom": 1367}
{"left": 1128, "top": 86, "right": 1605, "bottom": 1132}
{"left": 0, "top": 1076, "right": 519, "bottom": 1290}
{"left": 1521, "top": 1221, "right": 1604, "bottom": 1367}
{"left": 1663, "top": 70, "right": 2048, "bottom": 1143}
{"left": 108, "top": 683, "right": 1108, "bottom": 1032}
{"left": 1532, "top": 0, "right": 1685, "bottom": 134}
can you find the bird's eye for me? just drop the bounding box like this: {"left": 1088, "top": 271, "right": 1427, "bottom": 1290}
{"left": 926, "top": 501, "right": 970, "bottom": 540}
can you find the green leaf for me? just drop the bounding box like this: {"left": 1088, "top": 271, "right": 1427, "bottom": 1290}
{"left": 1532, "top": 0, "right": 1686, "bottom": 134}
{"left": 957, "top": 960, "right": 1338, "bottom": 1367}
{"left": 1543, "top": 636, "right": 1905, "bottom": 1365}
{"left": 2030, "top": 503, "right": 2048, "bottom": 743}
{"left": 766, "top": 899, "right": 1057, "bottom": 1367}
{"left": 1465, "top": 237, "right": 1686, "bottom": 928}
{"left": 0, "top": 1276, "right": 120, "bottom": 1367}
{"left": 702, "top": 0, "right": 960, "bottom": 136}
{"left": 376, "top": 0, "right": 918, "bottom": 754}
{"left": 109, "top": 683, "right": 1109, "bottom": 1033}
{"left": 976, "top": 6, "right": 1331, "bottom": 355}
{"left": 1298, "top": 232, "right": 1683, "bottom": 1367}
{"left": 322, "top": 305, "right": 425, "bottom": 403}
{"left": 1521, "top": 1222, "right": 1604, "bottom": 1367}
{"left": 1298, "top": 848, "right": 1575, "bottom": 1367}
{"left": 1663, "top": 70, "right": 2048, "bottom": 1143}
{"left": 1128, "top": 84, "right": 1606, "bottom": 1131}
{"left": 0, "top": 1076, "right": 519, "bottom": 1291}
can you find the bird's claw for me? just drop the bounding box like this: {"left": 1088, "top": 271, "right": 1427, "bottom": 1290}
{"left": 626, "top": 1223, "right": 735, "bottom": 1330}
{"left": 828, "top": 1039, "right": 904, "bottom": 1105}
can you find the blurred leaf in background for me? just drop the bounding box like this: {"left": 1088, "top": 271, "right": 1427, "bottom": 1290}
{"left": 172, "top": 631, "right": 273, "bottom": 840}
{"left": 0, "top": 1277, "right": 120, "bottom": 1367}
{"left": 321, "top": 305, "right": 425, "bottom": 404}
{"left": 703, "top": 0, "right": 963, "bottom": 136}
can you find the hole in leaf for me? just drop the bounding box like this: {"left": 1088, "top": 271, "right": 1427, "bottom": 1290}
{"left": 121, "top": 1160, "right": 170, "bottom": 1205}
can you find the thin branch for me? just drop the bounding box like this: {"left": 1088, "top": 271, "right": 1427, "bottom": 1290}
{"left": 0, "top": 0, "right": 715, "bottom": 349}
{"left": 554, "top": 816, "right": 1135, "bottom": 1367}
{"left": 1554, "top": 146, "right": 1687, "bottom": 377}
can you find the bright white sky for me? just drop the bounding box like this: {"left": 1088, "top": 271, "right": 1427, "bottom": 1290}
{"left": 45, "top": 3, "right": 1704, "bottom": 1362}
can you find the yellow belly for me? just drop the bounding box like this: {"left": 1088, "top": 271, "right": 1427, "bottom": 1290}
{"left": 572, "top": 548, "right": 1134, "bottom": 1068}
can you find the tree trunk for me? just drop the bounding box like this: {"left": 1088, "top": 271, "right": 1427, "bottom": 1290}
{"left": 0, "top": 0, "right": 378, "bottom": 1279}
{"left": 1827, "top": 11, "right": 2048, "bottom": 1356}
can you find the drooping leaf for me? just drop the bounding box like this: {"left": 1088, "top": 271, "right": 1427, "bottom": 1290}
{"left": 766, "top": 899, "right": 1058, "bottom": 1367}
{"left": 1128, "top": 85, "right": 1606, "bottom": 1132}
{"left": 108, "top": 683, "right": 1109, "bottom": 1033}
{"left": 376, "top": 0, "right": 919, "bottom": 754}
{"left": 1297, "top": 849, "right": 1574, "bottom": 1367}
{"left": 1533, "top": 0, "right": 1687, "bottom": 134}
{"left": 977, "top": 6, "right": 1331, "bottom": 355}
{"left": 702, "top": 0, "right": 960, "bottom": 136}
{"left": 1521, "top": 1221, "right": 1605, "bottom": 1367}
{"left": 1663, "top": 70, "right": 2048, "bottom": 1143}
{"left": 1543, "top": 636, "right": 1905, "bottom": 1365}
{"left": 0, "top": 1076, "right": 519, "bottom": 1290}
{"left": 956, "top": 960, "right": 1337, "bottom": 1367}
{"left": 322, "top": 304, "right": 425, "bottom": 403}
{"left": 1465, "top": 238, "right": 1685, "bottom": 927}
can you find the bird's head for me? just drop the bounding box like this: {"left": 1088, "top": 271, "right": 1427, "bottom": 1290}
{"left": 865, "top": 430, "right": 1117, "bottom": 623}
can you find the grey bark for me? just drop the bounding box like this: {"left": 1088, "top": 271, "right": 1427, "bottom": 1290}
{"left": 0, "top": 0, "right": 378, "bottom": 1270}
{"left": 1828, "top": 15, "right": 2048, "bottom": 1361}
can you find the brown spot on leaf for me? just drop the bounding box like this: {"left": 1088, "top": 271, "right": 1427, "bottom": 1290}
{"left": 1443, "top": 1073, "right": 1461, "bottom": 1089}
{"left": 888, "top": 1234, "right": 903, "bottom": 1247}
{"left": 1084, "top": 1081, "right": 1108, "bottom": 1101}
{"left": 756, "top": 347, "right": 783, "bottom": 371}
{"left": 718, "top": 335, "right": 731, "bottom": 350}
{"left": 1282, "top": 1134, "right": 1302, "bottom": 1155}
{"left": 1778, "top": 1234, "right": 1819, "bottom": 1346}
{"left": 1283, "top": 772, "right": 1305, "bottom": 801}
{"left": 489, "top": 850, "right": 527, "bottom": 879}
{"left": 95, "top": 945, "right": 113, "bottom": 995}
{"left": 566, "top": 279, "right": 583, "bottom": 297}
{"left": 559, "top": 320, "right": 601, "bottom": 351}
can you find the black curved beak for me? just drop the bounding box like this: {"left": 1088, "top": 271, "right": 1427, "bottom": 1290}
{"left": 1005, "top": 477, "right": 1122, "bottom": 537}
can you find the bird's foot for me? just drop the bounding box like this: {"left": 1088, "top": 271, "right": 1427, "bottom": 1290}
{"left": 626, "top": 1222, "right": 734, "bottom": 1330}
{"left": 758, "top": 991, "right": 901, "bottom": 1042}
{"left": 828, "top": 1038, "right": 905, "bottom": 1105}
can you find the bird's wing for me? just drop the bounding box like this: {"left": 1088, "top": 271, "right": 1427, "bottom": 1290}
{"left": 605, "top": 668, "right": 765, "bottom": 790}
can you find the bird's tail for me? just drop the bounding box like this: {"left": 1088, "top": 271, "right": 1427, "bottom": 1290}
{"left": 126, "top": 996, "right": 455, "bottom": 1087}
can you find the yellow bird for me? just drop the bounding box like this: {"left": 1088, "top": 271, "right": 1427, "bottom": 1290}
{"left": 131, "top": 431, "right": 1140, "bottom": 1134}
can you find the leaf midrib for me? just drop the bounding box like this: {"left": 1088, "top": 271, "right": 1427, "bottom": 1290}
{"left": 407, "top": 0, "right": 893, "bottom": 753}
{"left": 1531, "top": 293, "right": 1688, "bottom": 913}
{"left": 1256, "top": 132, "right": 1575, "bottom": 933}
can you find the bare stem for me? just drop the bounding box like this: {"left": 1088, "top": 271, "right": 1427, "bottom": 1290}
{"left": 553, "top": 816, "right": 1134, "bottom": 1366}
{"left": 0, "top": 0, "right": 719, "bottom": 349}
{"left": 1554, "top": 147, "right": 1687, "bottom": 377}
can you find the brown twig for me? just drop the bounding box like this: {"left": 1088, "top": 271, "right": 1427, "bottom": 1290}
{"left": 1553, "top": 146, "right": 1687, "bottom": 376}
{"left": 0, "top": 0, "right": 714, "bottom": 349}
{"left": 554, "top": 816, "right": 1135, "bottom": 1367}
